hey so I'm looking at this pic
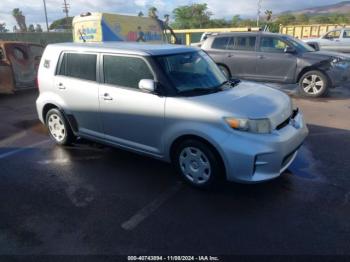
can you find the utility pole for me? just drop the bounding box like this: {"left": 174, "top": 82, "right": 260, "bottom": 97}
{"left": 62, "top": 0, "right": 70, "bottom": 30}
{"left": 257, "top": 0, "right": 262, "bottom": 27}
{"left": 43, "top": 0, "right": 49, "bottom": 32}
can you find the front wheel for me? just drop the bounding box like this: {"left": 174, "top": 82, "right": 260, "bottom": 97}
{"left": 218, "top": 64, "right": 230, "bottom": 79}
{"left": 298, "top": 70, "right": 330, "bottom": 97}
{"left": 173, "top": 140, "right": 223, "bottom": 188}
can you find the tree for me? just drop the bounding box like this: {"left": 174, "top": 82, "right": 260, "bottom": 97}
{"left": 138, "top": 11, "right": 144, "bottom": 17}
{"left": 35, "top": 24, "right": 43, "bottom": 32}
{"left": 276, "top": 14, "right": 296, "bottom": 25}
{"left": 172, "top": 4, "right": 212, "bottom": 29}
{"left": 148, "top": 7, "right": 158, "bottom": 19}
{"left": 164, "top": 14, "right": 170, "bottom": 25}
{"left": 28, "top": 24, "right": 35, "bottom": 32}
{"left": 295, "top": 14, "right": 309, "bottom": 24}
{"left": 232, "top": 15, "right": 241, "bottom": 27}
{"left": 49, "top": 17, "right": 73, "bottom": 30}
{"left": 12, "top": 8, "right": 27, "bottom": 32}
{"left": 0, "top": 23, "right": 9, "bottom": 33}
{"left": 265, "top": 10, "right": 273, "bottom": 22}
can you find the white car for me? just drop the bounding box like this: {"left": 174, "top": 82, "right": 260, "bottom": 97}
{"left": 304, "top": 28, "right": 350, "bottom": 53}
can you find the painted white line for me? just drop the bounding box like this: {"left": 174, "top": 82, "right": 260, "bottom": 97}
{"left": 0, "top": 130, "right": 27, "bottom": 147}
{"left": 38, "top": 155, "right": 103, "bottom": 165}
{"left": 0, "top": 140, "right": 51, "bottom": 160}
{"left": 121, "top": 183, "right": 182, "bottom": 231}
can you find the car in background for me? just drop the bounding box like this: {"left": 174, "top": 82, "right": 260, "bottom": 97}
{"left": 304, "top": 28, "right": 350, "bottom": 53}
{"left": 201, "top": 32, "right": 350, "bottom": 97}
{"left": 36, "top": 42, "right": 308, "bottom": 188}
{"left": 0, "top": 41, "right": 43, "bottom": 94}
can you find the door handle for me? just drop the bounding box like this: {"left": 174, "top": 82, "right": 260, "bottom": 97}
{"left": 258, "top": 55, "right": 265, "bottom": 59}
{"left": 58, "top": 83, "right": 66, "bottom": 90}
{"left": 227, "top": 54, "right": 234, "bottom": 58}
{"left": 103, "top": 93, "right": 113, "bottom": 101}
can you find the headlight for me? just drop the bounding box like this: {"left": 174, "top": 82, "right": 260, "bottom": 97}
{"left": 225, "top": 117, "right": 271, "bottom": 134}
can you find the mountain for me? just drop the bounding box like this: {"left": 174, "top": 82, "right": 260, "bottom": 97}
{"left": 281, "top": 1, "right": 350, "bottom": 15}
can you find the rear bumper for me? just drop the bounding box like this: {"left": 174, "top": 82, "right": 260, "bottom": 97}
{"left": 220, "top": 111, "right": 308, "bottom": 183}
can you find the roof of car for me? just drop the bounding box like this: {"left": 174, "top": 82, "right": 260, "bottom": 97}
{"left": 48, "top": 42, "right": 199, "bottom": 56}
{"left": 212, "top": 31, "right": 288, "bottom": 37}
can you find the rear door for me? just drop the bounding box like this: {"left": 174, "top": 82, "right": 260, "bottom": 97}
{"left": 54, "top": 52, "right": 103, "bottom": 137}
{"left": 255, "top": 36, "right": 297, "bottom": 83}
{"left": 225, "top": 35, "right": 257, "bottom": 79}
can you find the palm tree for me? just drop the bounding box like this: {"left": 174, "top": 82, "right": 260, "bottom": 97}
{"left": 148, "top": 7, "right": 158, "bottom": 19}
{"left": 265, "top": 10, "right": 273, "bottom": 22}
{"left": 12, "top": 8, "right": 27, "bottom": 32}
{"left": 164, "top": 14, "right": 170, "bottom": 25}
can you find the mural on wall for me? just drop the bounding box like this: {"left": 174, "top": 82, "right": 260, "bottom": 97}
{"left": 73, "top": 13, "right": 164, "bottom": 43}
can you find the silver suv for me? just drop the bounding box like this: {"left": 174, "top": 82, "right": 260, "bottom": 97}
{"left": 36, "top": 42, "right": 308, "bottom": 188}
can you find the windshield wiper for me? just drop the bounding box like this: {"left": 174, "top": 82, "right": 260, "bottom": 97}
{"left": 215, "top": 79, "right": 241, "bottom": 90}
{"left": 176, "top": 87, "right": 218, "bottom": 96}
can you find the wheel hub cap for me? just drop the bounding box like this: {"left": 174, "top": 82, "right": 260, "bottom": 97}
{"left": 179, "top": 147, "right": 211, "bottom": 185}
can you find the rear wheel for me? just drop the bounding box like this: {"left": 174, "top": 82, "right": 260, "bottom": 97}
{"left": 173, "top": 139, "right": 223, "bottom": 188}
{"left": 299, "top": 70, "right": 329, "bottom": 97}
{"left": 46, "top": 108, "right": 75, "bottom": 145}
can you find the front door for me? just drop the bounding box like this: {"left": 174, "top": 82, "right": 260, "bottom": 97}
{"left": 99, "top": 54, "right": 165, "bottom": 156}
{"left": 255, "top": 36, "right": 297, "bottom": 83}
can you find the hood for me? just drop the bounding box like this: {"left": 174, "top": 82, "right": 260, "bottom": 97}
{"left": 301, "top": 50, "right": 350, "bottom": 61}
{"left": 188, "top": 81, "right": 293, "bottom": 129}
{"left": 303, "top": 38, "right": 319, "bottom": 43}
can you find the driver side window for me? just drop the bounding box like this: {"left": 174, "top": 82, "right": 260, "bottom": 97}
{"left": 260, "top": 37, "right": 288, "bottom": 53}
{"left": 324, "top": 30, "right": 341, "bottom": 40}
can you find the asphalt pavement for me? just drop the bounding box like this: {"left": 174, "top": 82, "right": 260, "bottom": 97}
{"left": 0, "top": 85, "right": 349, "bottom": 258}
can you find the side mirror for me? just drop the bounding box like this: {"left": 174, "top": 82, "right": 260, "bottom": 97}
{"left": 139, "top": 79, "right": 156, "bottom": 93}
{"left": 284, "top": 46, "right": 296, "bottom": 54}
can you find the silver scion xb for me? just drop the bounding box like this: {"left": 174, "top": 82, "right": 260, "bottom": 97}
{"left": 36, "top": 42, "right": 308, "bottom": 188}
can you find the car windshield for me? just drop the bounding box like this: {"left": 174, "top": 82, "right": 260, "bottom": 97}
{"left": 282, "top": 36, "right": 315, "bottom": 52}
{"left": 155, "top": 51, "right": 228, "bottom": 95}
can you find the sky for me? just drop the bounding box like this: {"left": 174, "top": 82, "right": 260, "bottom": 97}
{"left": 0, "top": 0, "right": 345, "bottom": 30}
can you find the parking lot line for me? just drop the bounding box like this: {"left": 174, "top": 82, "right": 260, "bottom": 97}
{"left": 121, "top": 182, "right": 182, "bottom": 231}
{"left": 0, "top": 130, "right": 27, "bottom": 147}
{"left": 0, "top": 139, "right": 51, "bottom": 160}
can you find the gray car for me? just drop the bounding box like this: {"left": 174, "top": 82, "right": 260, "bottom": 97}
{"left": 202, "top": 32, "right": 350, "bottom": 97}
{"left": 36, "top": 42, "right": 308, "bottom": 188}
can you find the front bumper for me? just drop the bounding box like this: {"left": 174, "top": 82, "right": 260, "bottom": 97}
{"left": 220, "top": 110, "right": 308, "bottom": 183}
{"left": 327, "top": 62, "right": 350, "bottom": 87}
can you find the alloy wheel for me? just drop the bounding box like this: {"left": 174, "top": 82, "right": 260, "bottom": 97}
{"left": 48, "top": 113, "right": 66, "bottom": 142}
{"left": 302, "top": 74, "right": 324, "bottom": 95}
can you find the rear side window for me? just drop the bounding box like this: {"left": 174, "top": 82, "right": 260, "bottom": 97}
{"left": 234, "top": 36, "right": 256, "bottom": 51}
{"left": 103, "top": 55, "right": 153, "bottom": 89}
{"left": 212, "top": 37, "right": 230, "bottom": 50}
{"left": 58, "top": 53, "right": 97, "bottom": 81}
{"left": 343, "top": 30, "right": 350, "bottom": 38}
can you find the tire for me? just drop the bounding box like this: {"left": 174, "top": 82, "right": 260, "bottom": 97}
{"left": 45, "top": 108, "right": 75, "bottom": 145}
{"left": 218, "top": 64, "right": 230, "bottom": 79}
{"left": 298, "top": 70, "right": 330, "bottom": 97}
{"left": 172, "top": 139, "right": 224, "bottom": 188}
